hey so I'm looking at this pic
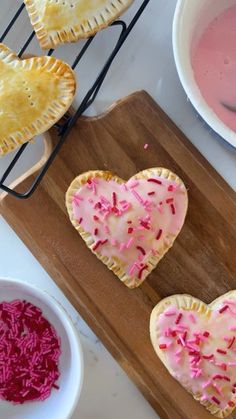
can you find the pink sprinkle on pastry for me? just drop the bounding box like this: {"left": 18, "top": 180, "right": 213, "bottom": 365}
{"left": 66, "top": 169, "right": 188, "bottom": 288}
{"left": 150, "top": 292, "right": 236, "bottom": 418}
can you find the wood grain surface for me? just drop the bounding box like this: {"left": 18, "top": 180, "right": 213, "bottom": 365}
{"left": 1, "top": 91, "right": 236, "bottom": 419}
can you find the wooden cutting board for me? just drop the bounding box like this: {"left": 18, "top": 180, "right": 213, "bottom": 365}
{"left": 1, "top": 91, "right": 236, "bottom": 419}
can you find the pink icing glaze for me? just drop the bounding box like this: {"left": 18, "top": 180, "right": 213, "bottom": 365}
{"left": 155, "top": 299, "right": 236, "bottom": 409}
{"left": 192, "top": 5, "right": 236, "bottom": 132}
{"left": 72, "top": 175, "right": 187, "bottom": 281}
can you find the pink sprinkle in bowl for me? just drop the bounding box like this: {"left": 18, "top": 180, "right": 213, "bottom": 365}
{"left": 173, "top": 0, "right": 236, "bottom": 150}
{"left": 0, "top": 277, "right": 84, "bottom": 419}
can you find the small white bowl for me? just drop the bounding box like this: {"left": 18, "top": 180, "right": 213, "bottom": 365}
{"left": 0, "top": 277, "right": 84, "bottom": 419}
{"left": 173, "top": 0, "right": 236, "bottom": 150}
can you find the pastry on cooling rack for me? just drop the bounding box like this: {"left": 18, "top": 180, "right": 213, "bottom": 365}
{"left": 24, "top": 0, "right": 134, "bottom": 49}
{"left": 0, "top": 43, "right": 76, "bottom": 156}
{"left": 150, "top": 292, "right": 236, "bottom": 418}
{"left": 66, "top": 168, "right": 188, "bottom": 288}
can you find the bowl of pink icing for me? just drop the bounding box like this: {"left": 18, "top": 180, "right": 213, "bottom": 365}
{"left": 173, "top": 0, "right": 236, "bottom": 150}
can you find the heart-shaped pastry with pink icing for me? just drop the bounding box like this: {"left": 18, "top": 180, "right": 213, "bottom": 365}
{"left": 66, "top": 168, "right": 188, "bottom": 288}
{"left": 150, "top": 292, "right": 236, "bottom": 418}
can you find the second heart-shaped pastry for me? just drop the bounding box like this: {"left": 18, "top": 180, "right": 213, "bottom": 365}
{"left": 66, "top": 168, "right": 188, "bottom": 288}
{"left": 0, "top": 43, "right": 76, "bottom": 156}
{"left": 24, "top": 0, "right": 134, "bottom": 49}
{"left": 150, "top": 292, "right": 236, "bottom": 418}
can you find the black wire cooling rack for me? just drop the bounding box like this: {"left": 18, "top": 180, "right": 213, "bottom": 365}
{"left": 0, "top": 0, "right": 151, "bottom": 199}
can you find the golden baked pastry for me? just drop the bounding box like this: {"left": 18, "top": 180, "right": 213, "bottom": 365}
{"left": 150, "top": 292, "right": 236, "bottom": 418}
{"left": 24, "top": 0, "right": 134, "bottom": 49}
{"left": 0, "top": 43, "right": 76, "bottom": 156}
{"left": 66, "top": 168, "right": 188, "bottom": 288}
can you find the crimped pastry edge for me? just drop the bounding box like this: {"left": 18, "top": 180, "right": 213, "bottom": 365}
{"left": 0, "top": 43, "right": 76, "bottom": 156}
{"left": 150, "top": 291, "right": 236, "bottom": 418}
{"left": 24, "top": 0, "right": 134, "bottom": 49}
{"left": 65, "top": 168, "right": 188, "bottom": 289}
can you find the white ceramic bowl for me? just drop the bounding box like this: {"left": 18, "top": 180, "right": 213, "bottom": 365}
{"left": 0, "top": 278, "right": 84, "bottom": 419}
{"left": 173, "top": 0, "right": 236, "bottom": 150}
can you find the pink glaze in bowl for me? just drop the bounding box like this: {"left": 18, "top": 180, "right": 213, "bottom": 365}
{"left": 173, "top": 0, "right": 236, "bottom": 150}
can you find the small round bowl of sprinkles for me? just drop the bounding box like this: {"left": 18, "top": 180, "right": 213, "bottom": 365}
{"left": 0, "top": 277, "right": 84, "bottom": 419}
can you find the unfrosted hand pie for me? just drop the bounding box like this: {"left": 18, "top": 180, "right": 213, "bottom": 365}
{"left": 150, "top": 292, "right": 236, "bottom": 418}
{"left": 24, "top": 0, "right": 134, "bottom": 49}
{"left": 66, "top": 168, "right": 188, "bottom": 288}
{"left": 0, "top": 43, "right": 76, "bottom": 156}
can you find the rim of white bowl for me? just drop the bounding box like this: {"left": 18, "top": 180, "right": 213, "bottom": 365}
{"left": 0, "top": 276, "right": 84, "bottom": 419}
{"left": 172, "top": 0, "right": 236, "bottom": 150}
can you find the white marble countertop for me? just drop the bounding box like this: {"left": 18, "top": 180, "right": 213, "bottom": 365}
{"left": 0, "top": 0, "right": 236, "bottom": 418}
